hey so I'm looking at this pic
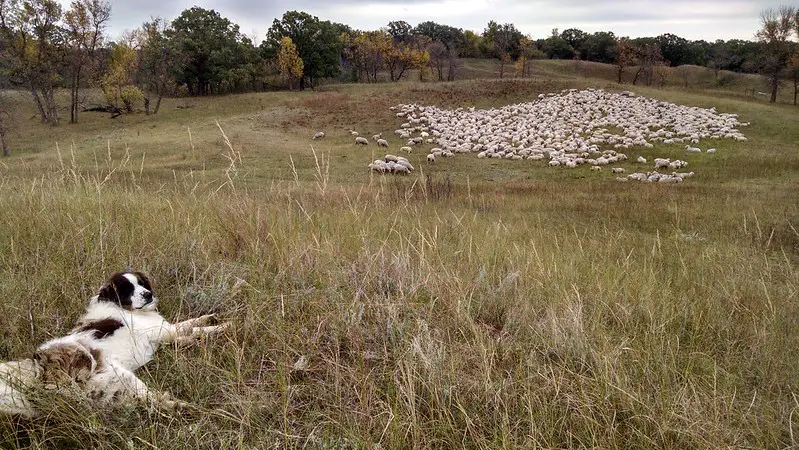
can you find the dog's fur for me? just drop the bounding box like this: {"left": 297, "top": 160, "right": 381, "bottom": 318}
{"left": 72, "top": 272, "right": 229, "bottom": 372}
{"left": 0, "top": 271, "right": 229, "bottom": 417}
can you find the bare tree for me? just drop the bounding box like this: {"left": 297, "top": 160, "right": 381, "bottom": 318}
{"left": 64, "top": 0, "right": 111, "bottom": 123}
{"left": 632, "top": 44, "right": 666, "bottom": 86}
{"left": 613, "top": 38, "right": 636, "bottom": 84}
{"left": 756, "top": 6, "right": 796, "bottom": 103}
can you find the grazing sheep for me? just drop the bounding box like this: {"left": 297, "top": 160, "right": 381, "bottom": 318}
{"left": 349, "top": 130, "right": 359, "bottom": 137}
{"left": 611, "top": 167, "right": 625, "bottom": 174}
{"left": 312, "top": 131, "right": 325, "bottom": 140}
{"left": 372, "top": 133, "right": 382, "bottom": 141}
{"left": 706, "top": 148, "right": 716, "bottom": 153}
{"left": 368, "top": 155, "right": 415, "bottom": 175}
{"left": 355, "top": 137, "right": 369, "bottom": 145}
{"left": 427, "top": 154, "right": 435, "bottom": 163}
{"left": 654, "top": 158, "right": 671, "bottom": 169}
{"left": 590, "top": 166, "right": 602, "bottom": 171}
{"left": 400, "top": 146, "right": 412, "bottom": 154}
{"left": 685, "top": 145, "right": 702, "bottom": 153}
{"left": 377, "top": 139, "right": 389, "bottom": 147}
{"left": 636, "top": 156, "right": 647, "bottom": 164}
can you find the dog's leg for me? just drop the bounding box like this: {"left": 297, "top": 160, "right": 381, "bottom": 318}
{"left": 95, "top": 363, "right": 187, "bottom": 410}
{"left": 172, "top": 314, "right": 217, "bottom": 334}
{"left": 171, "top": 323, "right": 231, "bottom": 347}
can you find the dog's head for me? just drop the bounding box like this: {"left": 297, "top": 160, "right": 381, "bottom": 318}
{"left": 96, "top": 272, "right": 158, "bottom": 311}
{"left": 34, "top": 339, "right": 100, "bottom": 387}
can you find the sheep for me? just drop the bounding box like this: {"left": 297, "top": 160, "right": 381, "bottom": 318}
{"left": 312, "top": 131, "right": 325, "bottom": 140}
{"left": 368, "top": 154, "right": 415, "bottom": 175}
{"left": 685, "top": 145, "right": 702, "bottom": 153}
{"left": 389, "top": 89, "right": 747, "bottom": 174}
{"left": 400, "top": 146, "right": 412, "bottom": 154}
{"left": 427, "top": 154, "right": 435, "bottom": 163}
{"left": 377, "top": 139, "right": 389, "bottom": 148}
{"left": 611, "top": 167, "right": 625, "bottom": 174}
{"left": 706, "top": 148, "right": 716, "bottom": 153}
{"left": 590, "top": 166, "right": 602, "bottom": 171}
{"left": 372, "top": 133, "right": 382, "bottom": 141}
{"left": 355, "top": 137, "right": 369, "bottom": 145}
{"left": 654, "top": 158, "right": 671, "bottom": 169}
{"left": 349, "top": 130, "right": 359, "bottom": 137}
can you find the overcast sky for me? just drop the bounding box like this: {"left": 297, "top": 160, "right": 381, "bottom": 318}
{"left": 62, "top": 0, "right": 772, "bottom": 43}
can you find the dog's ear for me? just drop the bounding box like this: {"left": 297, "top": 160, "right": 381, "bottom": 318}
{"left": 97, "top": 272, "right": 134, "bottom": 309}
{"left": 35, "top": 343, "right": 96, "bottom": 384}
{"left": 133, "top": 272, "right": 153, "bottom": 291}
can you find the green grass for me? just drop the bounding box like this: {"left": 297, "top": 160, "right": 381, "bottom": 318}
{"left": 1, "top": 61, "right": 798, "bottom": 448}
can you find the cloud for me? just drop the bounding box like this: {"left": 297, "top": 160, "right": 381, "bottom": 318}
{"left": 58, "top": 0, "right": 771, "bottom": 42}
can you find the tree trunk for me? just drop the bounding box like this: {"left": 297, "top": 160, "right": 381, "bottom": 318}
{"left": 144, "top": 95, "right": 151, "bottom": 115}
{"left": 300, "top": 76, "right": 306, "bottom": 90}
{"left": 70, "top": 66, "right": 82, "bottom": 124}
{"left": 154, "top": 93, "right": 163, "bottom": 114}
{"left": 30, "top": 85, "right": 48, "bottom": 124}
{"left": 0, "top": 131, "right": 8, "bottom": 157}
{"left": 617, "top": 66, "right": 624, "bottom": 84}
{"left": 794, "top": 79, "right": 797, "bottom": 105}
{"left": 499, "top": 60, "right": 505, "bottom": 79}
{"left": 770, "top": 70, "right": 778, "bottom": 103}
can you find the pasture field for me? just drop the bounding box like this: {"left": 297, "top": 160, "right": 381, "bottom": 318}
{"left": 1, "top": 62, "right": 798, "bottom": 448}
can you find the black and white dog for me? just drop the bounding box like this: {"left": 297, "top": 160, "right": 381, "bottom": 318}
{"left": 72, "top": 271, "right": 230, "bottom": 372}
{"left": 0, "top": 272, "right": 230, "bottom": 416}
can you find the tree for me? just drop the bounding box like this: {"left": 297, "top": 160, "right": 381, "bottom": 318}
{"left": 755, "top": 5, "right": 796, "bottom": 103}
{"left": 385, "top": 38, "right": 428, "bottom": 82}
{"left": 387, "top": 20, "right": 412, "bottom": 44}
{"left": 632, "top": 43, "right": 667, "bottom": 86}
{"left": 655, "top": 33, "right": 697, "bottom": 67}
{"left": 63, "top": 0, "right": 110, "bottom": 123}
{"left": 100, "top": 42, "right": 140, "bottom": 112}
{"left": 1, "top": 0, "right": 64, "bottom": 125}
{"left": 277, "top": 36, "right": 303, "bottom": 89}
{"left": 541, "top": 29, "right": 575, "bottom": 59}
{"left": 263, "top": 11, "right": 344, "bottom": 90}
{"left": 582, "top": 31, "right": 616, "bottom": 63}
{"left": 612, "top": 37, "right": 636, "bottom": 83}
{"left": 414, "top": 21, "right": 464, "bottom": 81}
{"left": 789, "top": 50, "right": 799, "bottom": 105}
{"left": 560, "top": 28, "right": 587, "bottom": 57}
{"left": 135, "top": 17, "right": 179, "bottom": 114}
{"left": 483, "top": 21, "right": 522, "bottom": 78}
{"left": 169, "top": 7, "right": 247, "bottom": 95}
{"left": 0, "top": 95, "right": 11, "bottom": 157}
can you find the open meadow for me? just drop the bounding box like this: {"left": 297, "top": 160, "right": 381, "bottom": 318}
{"left": 1, "top": 61, "right": 798, "bottom": 448}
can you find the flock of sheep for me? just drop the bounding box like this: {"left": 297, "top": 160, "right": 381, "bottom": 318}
{"left": 313, "top": 88, "right": 749, "bottom": 180}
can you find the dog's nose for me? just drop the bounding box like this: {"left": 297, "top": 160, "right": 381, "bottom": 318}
{"left": 143, "top": 291, "right": 153, "bottom": 303}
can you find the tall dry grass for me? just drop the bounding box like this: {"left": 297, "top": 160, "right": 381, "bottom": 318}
{"left": 0, "top": 124, "right": 797, "bottom": 448}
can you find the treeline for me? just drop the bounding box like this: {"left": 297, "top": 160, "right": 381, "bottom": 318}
{"left": 1, "top": 1, "right": 798, "bottom": 130}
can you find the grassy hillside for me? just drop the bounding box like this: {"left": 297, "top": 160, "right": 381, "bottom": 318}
{"left": 0, "top": 66, "right": 798, "bottom": 448}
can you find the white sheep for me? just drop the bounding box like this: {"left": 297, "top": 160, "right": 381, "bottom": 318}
{"left": 685, "top": 145, "right": 702, "bottom": 153}
{"left": 350, "top": 130, "right": 359, "bottom": 137}
{"left": 372, "top": 133, "right": 382, "bottom": 141}
{"left": 611, "top": 167, "right": 625, "bottom": 174}
{"left": 706, "top": 148, "right": 716, "bottom": 153}
{"left": 355, "top": 137, "right": 369, "bottom": 145}
{"left": 312, "top": 131, "right": 325, "bottom": 140}
{"left": 590, "top": 166, "right": 602, "bottom": 171}
{"left": 636, "top": 156, "right": 647, "bottom": 164}
{"left": 400, "top": 146, "right": 412, "bottom": 154}
{"left": 377, "top": 139, "right": 389, "bottom": 147}
{"left": 654, "top": 158, "right": 671, "bottom": 169}
{"left": 427, "top": 154, "right": 435, "bottom": 163}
